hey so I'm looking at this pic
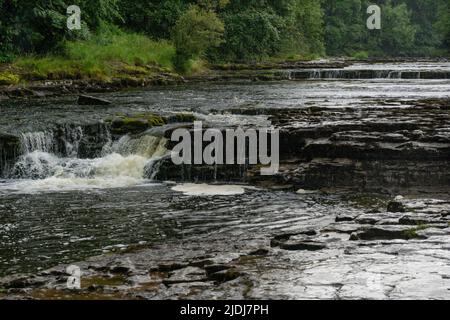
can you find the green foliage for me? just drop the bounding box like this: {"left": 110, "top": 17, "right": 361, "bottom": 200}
{"left": 172, "top": 5, "right": 224, "bottom": 71}
{"left": 280, "top": 0, "right": 325, "bottom": 57}
{"left": 0, "top": 72, "right": 20, "bottom": 85}
{"left": 0, "top": 0, "right": 121, "bottom": 56}
{"left": 214, "top": 10, "right": 283, "bottom": 62}
{"left": 15, "top": 29, "right": 175, "bottom": 80}
{"left": 1, "top": 0, "right": 448, "bottom": 71}
{"left": 352, "top": 51, "right": 369, "bottom": 59}
{"left": 435, "top": 0, "right": 450, "bottom": 54}
{"left": 379, "top": 3, "right": 416, "bottom": 56}
{"left": 324, "top": 0, "right": 448, "bottom": 57}
{"left": 118, "top": 0, "right": 184, "bottom": 39}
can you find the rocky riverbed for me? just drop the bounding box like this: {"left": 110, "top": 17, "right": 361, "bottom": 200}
{"left": 0, "top": 61, "right": 449, "bottom": 300}
{"left": 1, "top": 193, "right": 449, "bottom": 300}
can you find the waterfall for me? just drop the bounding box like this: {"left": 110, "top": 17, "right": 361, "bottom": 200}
{"left": 308, "top": 70, "right": 344, "bottom": 79}
{"left": 58, "top": 125, "right": 83, "bottom": 158}
{"left": 9, "top": 130, "right": 168, "bottom": 190}
{"left": 309, "top": 70, "right": 321, "bottom": 79}
{"left": 388, "top": 71, "right": 402, "bottom": 79}
{"left": 144, "top": 155, "right": 168, "bottom": 181}
{"left": 112, "top": 134, "right": 167, "bottom": 158}
{"left": 296, "top": 68, "right": 448, "bottom": 80}
{"left": 375, "top": 70, "right": 389, "bottom": 78}
{"left": 20, "top": 131, "right": 54, "bottom": 153}
{"left": 276, "top": 70, "right": 293, "bottom": 80}
{"left": 19, "top": 125, "right": 84, "bottom": 158}
{"left": 12, "top": 151, "right": 60, "bottom": 179}
{"left": 327, "top": 70, "right": 343, "bottom": 79}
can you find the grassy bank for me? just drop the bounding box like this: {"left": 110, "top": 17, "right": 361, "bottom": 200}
{"left": 0, "top": 30, "right": 194, "bottom": 85}
{"left": 0, "top": 26, "right": 320, "bottom": 87}
{"left": 17, "top": 34, "right": 176, "bottom": 79}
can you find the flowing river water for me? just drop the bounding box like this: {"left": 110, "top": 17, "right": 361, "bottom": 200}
{"left": 0, "top": 62, "right": 450, "bottom": 299}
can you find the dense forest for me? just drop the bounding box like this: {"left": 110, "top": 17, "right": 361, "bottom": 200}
{"left": 0, "top": 0, "right": 448, "bottom": 75}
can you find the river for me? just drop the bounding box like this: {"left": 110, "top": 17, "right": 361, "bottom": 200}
{"left": 0, "top": 62, "right": 449, "bottom": 299}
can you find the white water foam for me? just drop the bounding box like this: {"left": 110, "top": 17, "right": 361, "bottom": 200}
{"left": 171, "top": 183, "right": 246, "bottom": 196}
{"left": 2, "top": 133, "right": 168, "bottom": 193}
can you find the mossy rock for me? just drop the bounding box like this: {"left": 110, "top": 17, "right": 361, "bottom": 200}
{"left": 109, "top": 113, "right": 167, "bottom": 134}
{"left": 81, "top": 275, "right": 127, "bottom": 288}
{"left": 120, "top": 65, "right": 151, "bottom": 76}
{"left": 117, "top": 75, "right": 143, "bottom": 87}
{"left": 167, "top": 113, "right": 196, "bottom": 123}
{"left": 0, "top": 72, "right": 20, "bottom": 85}
{"left": 110, "top": 117, "right": 147, "bottom": 134}
{"left": 29, "top": 288, "right": 126, "bottom": 300}
{"left": 147, "top": 114, "right": 166, "bottom": 126}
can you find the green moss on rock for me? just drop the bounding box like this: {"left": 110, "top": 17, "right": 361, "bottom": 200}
{"left": 81, "top": 275, "right": 127, "bottom": 288}
{"left": 109, "top": 113, "right": 167, "bottom": 134}
{"left": 0, "top": 72, "right": 20, "bottom": 85}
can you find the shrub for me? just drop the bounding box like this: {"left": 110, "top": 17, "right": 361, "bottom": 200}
{"left": 352, "top": 51, "right": 369, "bottom": 59}
{"left": 211, "top": 10, "right": 284, "bottom": 62}
{"left": 172, "top": 5, "right": 224, "bottom": 71}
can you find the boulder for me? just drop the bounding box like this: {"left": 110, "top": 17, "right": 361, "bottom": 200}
{"left": 387, "top": 201, "right": 406, "bottom": 213}
{"left": 335, "top": 214, "right": 356, "bottom": 222}
{"left": 398, "top": 215, "right": 441, "bottom": 226}
{"left": 279, "top": 240, "right": 327, "bottom": 251}
{"left": 350, "top": 226, "right": 427, "bottom": 241}
{"left": 78, "top": 95, "right": 111, "bottom": 105}
{"left": 0, "top": 133, "right": 21, "bottom": 177}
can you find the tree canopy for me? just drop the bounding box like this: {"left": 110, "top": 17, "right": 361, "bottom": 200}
{"left": 0, "top": 0, "right": 448, "bottom": 63}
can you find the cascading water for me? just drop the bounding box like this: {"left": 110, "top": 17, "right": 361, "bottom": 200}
{"left": 57, "top": 125, "right": 83, "bottom": 158}
{"left": 20, "top": 131, "right": 54, "bottom": 154}
{"left": 302, "top": 69, "right": 438, "bottom": 80}
{"left": 7, "top": 128, "right": 168, "bottom": 192}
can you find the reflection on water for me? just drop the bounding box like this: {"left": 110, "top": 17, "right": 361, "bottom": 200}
{"left": 0, "top": 185, "right": 349, "bottom": 276}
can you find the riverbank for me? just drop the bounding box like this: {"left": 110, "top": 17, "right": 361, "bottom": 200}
{"left": 0, "top": 59, "right": 344, "bottom": 99}
{"left": 2, "top": 58, "right": 449, "bottom": 100}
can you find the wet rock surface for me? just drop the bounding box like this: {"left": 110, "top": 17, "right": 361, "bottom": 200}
{"left": 0, "top": 133, "right": 20, "bottom": 177}
{"left": 1, "top": 194, "right": 449, "bottom": 300}
{"left": 151, "top": 97, "right": 450, "bottom": 191}
{"left": 78, "top": 95, "right": 112, "bottom": 106}
{"left": 0, "top": 62, "right": 449, "bottom": 300}
{"left": 233, "top": 98, "right": 450, "bottom": 191}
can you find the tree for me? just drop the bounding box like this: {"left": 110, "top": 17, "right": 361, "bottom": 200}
{"left": 324, "top": 0, "right": 368, "bottom": 56}
{"left": 172, "top": 5, "right": 224, "bottom": 71}
{"left": 213, "top": 9, "right": 283, "bottom": 62}
{"left": 118, "top": 0, "right": 184, "bottom": 39}
{"left": 0, "top": 0, "right": 120, "bottom": 56}
{"left": 283, "top": 0, "right": 325, "bottom": 56}
{"left": 435, "top": 0, "right": 450, "bottom": 54}
{"left": 378, "top": 2, "right": 416, "bottom": 56}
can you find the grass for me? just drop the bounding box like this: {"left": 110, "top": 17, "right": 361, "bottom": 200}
{"left": 351, "top": 51, "right": 370, "bottom": 60}
{"left": 12, "top": 30, "right": 179, "bottom": 82}
{"left": 403, "top": 224, "right": 430, "bottom": 239}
